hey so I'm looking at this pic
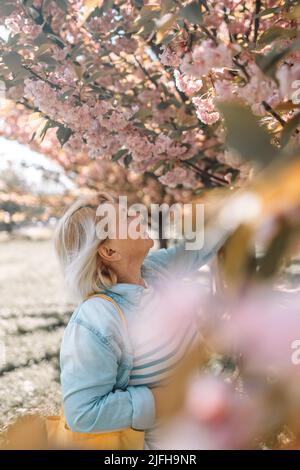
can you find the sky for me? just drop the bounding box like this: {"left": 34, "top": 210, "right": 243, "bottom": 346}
{"left": 0, "top": 23, "right": 74, "bottom": 195}
{"left": 0, "top": 137, "right": 75, "bottom": 194}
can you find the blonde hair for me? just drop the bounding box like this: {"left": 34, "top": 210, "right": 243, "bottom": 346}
{"left": 54, "top": 191, "right": 118, "bottom": 300}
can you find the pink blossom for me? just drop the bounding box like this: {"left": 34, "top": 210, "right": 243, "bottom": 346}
{"left": 214, "top": 80, "right": 237, "bottom": 101}
{"left": 174, "top": 70, "right": 203, "bottom": 96}
{"left": 159, "top": 374, "right": 264, "bottom": 450}
{"left": 180, "top": 40, "right": 232, "bottom": 77}
{"left": 192, "top": 97, "right": 220, "bottom": 125}
{"left": 236, "top": 64, "right": 280, "bottom": 115}
{"left": 160, "top": 47, "right": 183, "bottom": 68}
{"left": 65, "top": 134, "right": 85, "bottom": 153}
{"left": 112, "top": 37, "right": 138, "bottom": 54}
{"left": 4, "top": 11, "right": 42, "bottom": 38}
{"left": 158, "top": 167, "right": 196, "bottom": 188}
{"left": 22, "top": 23, "right": 42, "bottom": 38}
{"left": 6, "top": 84, "right": 24, "bottom": 101}
{"left": 228, "top": 19, "right": 251, "bottom": 35}
{"left": 124, "top": 133, "right": 154, "bottom": 162}
{"left": 89, "top": 100, "right": 112, "bottom": 118}
{"left": 88, "top": 11, "right": 115, "bottom": 34}
{"left": 51, "top": 46, "right": 70, "bottom": 62}
{"left": 153, "top": 134, "right": 188, "bottom": 160}
{"left": 211, "top": 288, "right": 300, "bottom": 379}
{"left": 99, "top": 110, "right": 129, "bottom": 132}
{"left": 276, "top": 63, "right": 300, "bottom": 101}
{"left": 48, "top": 64, "right": 78, "bottom": 87}
{"left": 4, "top": 12, "right": 23, "bottom": 35}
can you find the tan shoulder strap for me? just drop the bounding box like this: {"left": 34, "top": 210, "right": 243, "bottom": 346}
{"left": 84, "top": 293, "right": 127, "bottom": 330}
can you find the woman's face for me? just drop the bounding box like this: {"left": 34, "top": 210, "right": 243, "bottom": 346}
{"left": 98, "top": 201, "right": 154, "bottom": 264}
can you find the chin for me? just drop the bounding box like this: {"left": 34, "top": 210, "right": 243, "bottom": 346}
{"left": 143, "top": 237, "right": 154, "bottom": 252}
{"left": 148, "top": 238, "right": 154, "bottom": 248}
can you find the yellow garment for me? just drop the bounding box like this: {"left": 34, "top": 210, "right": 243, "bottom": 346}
{"left": 45, "top": 293, "right": 145, "bottom": 450}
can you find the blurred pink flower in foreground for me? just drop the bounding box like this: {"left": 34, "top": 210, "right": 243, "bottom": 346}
{"left": 211, "top": 288, "right": 300, "bottom": 379}
{"left": 158, "top": 374, "right": 264, "bottom": 450}
{"left": 153, "top": 286, "right": 300, "bottom": 449}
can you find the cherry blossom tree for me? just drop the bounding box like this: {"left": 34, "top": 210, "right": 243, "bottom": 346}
{"left": 1, "top": 0, "right": 297, "bottom": 192}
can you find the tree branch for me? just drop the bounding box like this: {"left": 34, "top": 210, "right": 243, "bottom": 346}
{"left": 183, "top": 160, "right": 229, "bottom": 186}
{"left": 253, "top": 0, "right": 261, "bottom": 44}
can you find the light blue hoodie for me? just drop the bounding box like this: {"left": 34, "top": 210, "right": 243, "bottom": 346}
{"left": 60, "top": 228, "right": 229, "bottom": 433}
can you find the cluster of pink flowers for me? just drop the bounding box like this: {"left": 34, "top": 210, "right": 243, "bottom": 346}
{"left": 111, "top": 37, "right": 139, "bottom": 55}
{"left": 192, "top": 96, "right": 220, "bottom": 125}
{"left": 277, "top": 62, "right": 300, "bottom": 101}
{"left": 180, "top": 40, "right": 233, "bottom": 77}
{"left": 160, "top": 46, "right": 184, "bottom": 68}
{"left": 158, "top": 166, "right": 197, "bottom": 188}
{"left": 236, "top": 63, "right": 281, "bottom": 115}
{"left": 2, "top": 0, "right": 299, "bottom": 191}
{"left": 159, "top": 33, "right": 190, "bottom": 68}
{"left": 4, "top": 10, "right": 42, "bottom": 38}
{"left": 88, "top": 11, "right": 116, "bottom": 35}
{"left": 48, "top": 64, "right": 78, "bottom": 88}
{"left": 154, "top": 134, "right": 189, "bottom": 159}
{"left": 174, "top": 70, "right": 203, "bottom": 96}
{"left": 23, "top": 77, "right": 199, "bottom": 187}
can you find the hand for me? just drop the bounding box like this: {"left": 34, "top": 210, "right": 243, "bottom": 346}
{"left": 151, "top": 386, "right": 165, "bottom": 421}
{"left": 151, "top": 385, "right": 184, "bottom": 421}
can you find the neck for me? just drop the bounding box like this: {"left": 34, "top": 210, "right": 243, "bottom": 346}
{"left": 114, "top": 263, "right": 146, "bottom": 287}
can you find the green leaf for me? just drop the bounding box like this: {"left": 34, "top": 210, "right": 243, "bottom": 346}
{"left": 258, "top": 27, "right": 298, "bottom": 46}
{"left": 33, "top": 32, "right": 50, "bottom": 47}
{"left": 256, "top": 7, "right": 280, "bottom": 18}
{"left": 161, "top": 0, "right": 175, "bottom": 15}
{"left": 151, "top": 73, "right": 162, "bottom": 81}
{"left": 7, "top": 33, "right": 22, "bottom": 47}
{"left": 181, "top": 1, "right": 203, "bottom": 24}
{"left": 216, "top": 101, "right": 278, "bottom": 166}
{"left": 0, "top": 3, "right": 16, "bottom": 16}
{"left": 56, "top": 0, "right": 69, "bottom": 13}
{"left": 281, "top": 113, "right": 300, "bottom": 147}
{"left": 14, "top": 67, "right": 31, "bottom": 80}
{"left": 37, "top": 52, "right": 57, "bottom": 65}
{"left": 39, "top": 119, "right": 58, "bottom": 141}
{"left": 3, "top": 52, "right": 23, "bottom": 73}
{"left": 131, "top": 108, "right": 152, "bottom": 120}
{"left": 134, "top": 0, "right": 144, "bottom": 9}
{"left": 156, "top": 13, "right": 177, "bottom": 44}
{"left": 199, "top": 0, "right": 209, "bottom": 11}
{"left": 134, "top": 6, "right": 160, "bottom": 28}
{"left": 143, "top": 19, "right": 157, "bottom": 36}
{"left": 27, "top": 6, "right": 41, "bottom": 19}
{"left": 112, "top": 148, "right": 128, "bottom": 161}
{"left": 124, "top": 154, "right": 133, "bottom": 168}
{"left": 56, "top": 126, "right": 73, "bottom": 147}
{"left": 5, "top": 78, "right": 24, "bottom": 88}
{"left": 103, "top": 0, "right": 114, "bottom": 13}
{"left": 151, "top": 159, "right": 164, "bottom": 171}
{"left": 43, "top": 0, "right": 54, "bottom": 8}
{"left": 58, "top": 88, "right": 75, "bottom": 101}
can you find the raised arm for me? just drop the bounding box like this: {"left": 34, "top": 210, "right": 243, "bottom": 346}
{"left": 60, "top": 304, "right": 156, "bottom": 433}
{"left": 145, "top": 224, "right": 231, "bottom": 279}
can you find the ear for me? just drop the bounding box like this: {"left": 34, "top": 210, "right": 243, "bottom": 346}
{"left": 98, "top": 243, "right": 121, "bottom": 263}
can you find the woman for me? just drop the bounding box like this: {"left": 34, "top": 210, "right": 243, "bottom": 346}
{"left": 54, "top": 191, "right": 230, "bottom": 449}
